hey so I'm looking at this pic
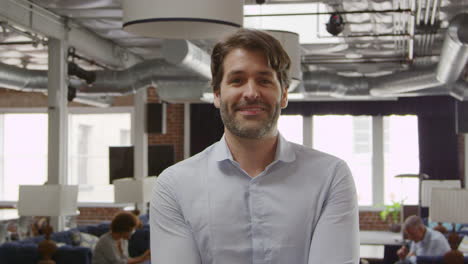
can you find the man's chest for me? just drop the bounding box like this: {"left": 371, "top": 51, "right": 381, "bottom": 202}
{"left": 178, "top": 167, "right": 327, "bottom": 263}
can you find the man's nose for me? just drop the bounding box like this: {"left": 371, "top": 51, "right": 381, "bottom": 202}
{"left": 243, "top": 80, "right": 259, "bottom": 101}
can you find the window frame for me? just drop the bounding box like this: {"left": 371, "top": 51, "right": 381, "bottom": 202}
{"left": 0, "top": 106, "right": 134, "bottom": 205}
{"left": 303, "top": 115, "right": 418, "bottom": 209}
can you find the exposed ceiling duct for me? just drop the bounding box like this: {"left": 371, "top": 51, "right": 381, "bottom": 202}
{"left": 436, "top": 13, "right": 468, "bottom": 84}
{"left": 367, "top": 13, "right": 468, "bottom": 98}
{"left": 161, "top": 40, "right": 211, "bottom": 80}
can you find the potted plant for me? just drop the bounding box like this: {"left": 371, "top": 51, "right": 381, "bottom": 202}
{"left": 380, "top": 201, "right": 402, "bottom": 233}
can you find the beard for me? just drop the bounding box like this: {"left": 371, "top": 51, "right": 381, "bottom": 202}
{"left": 219, "top": 98, "right": 281, "bottom": 139}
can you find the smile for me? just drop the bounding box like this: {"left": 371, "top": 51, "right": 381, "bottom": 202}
{"left": 236, "top": 106, "right": 265, "bottom": 115}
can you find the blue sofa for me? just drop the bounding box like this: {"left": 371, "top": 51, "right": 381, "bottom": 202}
{"left": 417, "top": 255, "right": 468, "bottom": 264}
{"left": 0, "top": 242, "right": 92, "bottom": 264}
{"left": 0, "top": 220, "right": 150, "bottom": 264}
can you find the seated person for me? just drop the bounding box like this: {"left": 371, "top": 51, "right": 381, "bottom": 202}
{"left": 395, "top": 215, "right": 450, "bottom": 264}
{"left": 92, "top": 212, "right": 150, "bottom": 264}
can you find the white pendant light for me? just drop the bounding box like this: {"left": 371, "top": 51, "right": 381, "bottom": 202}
{"left": 266, "top": 30, "right": 302, "bottom": 92}
{"left": 122, "top": 0, "right": 243, "bottom": 39}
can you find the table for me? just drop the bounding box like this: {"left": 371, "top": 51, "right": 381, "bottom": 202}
{"left": 360, "top": 230, "right": 403, "bottom": 246}
{"left": 360, "top": 231, "right": 404, "bottom": 263}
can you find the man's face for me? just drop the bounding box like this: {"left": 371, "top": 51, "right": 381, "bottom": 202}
{"left": 405, "top": 226, "right": 425, "bottom": 242}
{"left": 214, "top": 48, "right": 288, "bottom": 139}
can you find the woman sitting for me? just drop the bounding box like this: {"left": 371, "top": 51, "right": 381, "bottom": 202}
{"left": 92, "top": 212, "right": 150, "bottom": 264}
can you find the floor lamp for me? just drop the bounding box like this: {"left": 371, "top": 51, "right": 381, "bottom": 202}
{"left": 394, "top": 173, "right": 429, "bottom": 218}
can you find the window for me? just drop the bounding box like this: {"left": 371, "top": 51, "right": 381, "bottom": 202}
{"left": 68, "top": 112, "right": 131, "bottom": 202}
{"left": 278, "top": 115, "right": 303, "bottom": 144}
{"left": 0, "top": 113, "right": 48, "bottom": 201}
{"left": 313, "top": 115, "right": 373, "bottom": 205}
{"left": 309, "top": 115, "right": 419, "bottom": 206}
{"left": 383, "top": 116, "right": 419, "bottom": 205}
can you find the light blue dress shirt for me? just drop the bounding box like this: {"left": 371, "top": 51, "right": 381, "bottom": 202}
{"left": 406, "top": 228, "right": 451, "bottom": 264}
{"left": 150, "top": 134, "right": 359, "bottom": 264}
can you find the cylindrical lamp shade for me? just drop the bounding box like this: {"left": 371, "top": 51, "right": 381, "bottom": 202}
{"left": 266, "top": 30, "right": 302, "bottom": 91}
{"left": 430, "top": 188, "right": 468, "bottom": 224}
{"left": 114, "top": 177, "right": 156, "bottom": 204}
{"left": 18, "top": 185, "right": 78, "bottom": 217}
{"left": 123, "top": 0, "right": 243, "bottom": 39}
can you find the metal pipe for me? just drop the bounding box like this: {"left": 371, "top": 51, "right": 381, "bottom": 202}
{"left": 424, "top": 0, "right": 431, "bottom": 25}
{"left": 430, "top": 0, "right": 439, "bottom": 25}
{"left": 416, "top": 0, "right": 423, "bottom": 25}
{"left": 244, "top": 8, "right": 412, "bottom": 18}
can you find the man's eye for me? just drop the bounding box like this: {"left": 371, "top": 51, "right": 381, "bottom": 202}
{"left": 230, "top": 79, "right": 242, "bottom": 84}
{"left": 260, "top": 79, "right": 272, "bottom": 85}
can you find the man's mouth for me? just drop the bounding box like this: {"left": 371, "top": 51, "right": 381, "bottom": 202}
{"left": 236, "top": 105, "right": 266, "bottom": 115}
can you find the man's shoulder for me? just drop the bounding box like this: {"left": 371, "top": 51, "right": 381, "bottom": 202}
{"left": 157, "top": 142, "right": 217, "bottom": 182}
{"left": 428, "top": 228, "right": 448, "bottom": 240}
{"left": 289, "top": 141, "right": 346, "bottom": 166}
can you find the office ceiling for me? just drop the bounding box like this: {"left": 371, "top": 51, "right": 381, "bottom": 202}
{"left": 0, "top": 0, "right": 467, "bottom": 105}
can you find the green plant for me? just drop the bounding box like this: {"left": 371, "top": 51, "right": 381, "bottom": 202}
{"left": 380, "top": 201, "right": 401, "bottom": 224}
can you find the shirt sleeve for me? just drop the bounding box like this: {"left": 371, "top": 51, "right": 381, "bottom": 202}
{"left": 150, "top": 171, "right": 202, "bottom": 264}
{"left": 307, "top": 161, "right": 360, "bottom": 264}
{"left": 427, "top": 232, "right": 451, "bottom": 256}
{"left": 92, "top": 235, "right": 127, "bottom": 264}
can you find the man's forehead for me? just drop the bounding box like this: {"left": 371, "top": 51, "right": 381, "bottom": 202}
{"left": 225, "top": 69, "right": 275, "bottom": 76}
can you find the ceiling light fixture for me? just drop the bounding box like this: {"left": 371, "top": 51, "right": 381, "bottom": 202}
{"left": 122, "top": 0, "right": 243, "bottom": 39}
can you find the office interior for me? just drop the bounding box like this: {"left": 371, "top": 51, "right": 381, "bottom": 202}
{"left": 0, "top": 0, "right": 468, "bottom": 263}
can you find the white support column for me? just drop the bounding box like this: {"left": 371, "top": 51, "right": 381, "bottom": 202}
{"left": 47, "top": 38, "right": 68, "bottom": 231}
{"left": 303, "top": 116, "right": 313, "bottom": 148}
{"left": 464, "top": 134, "right": 468, "bottom": 189}
{"left": 0, "top": 115, "right": 4, "bottom": 200}
{"left": 372, "top": 116, "right": 384, "bottom": 206}
{"left": 133, "top": 88, "right": 148, "bottom": 213}
{"left": 184, "top": 103, "right": 191, "bottom": 159}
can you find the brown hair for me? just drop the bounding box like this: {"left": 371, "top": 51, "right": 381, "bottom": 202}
{"left": 210, "top": 28, "right": 291, "bottom": 93}
{"left": 110, "top": 211, "right": 138, "bottom": 233}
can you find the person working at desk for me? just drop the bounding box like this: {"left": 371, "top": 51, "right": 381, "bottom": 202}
{"left": 93, "top": 212, "right": 150, "bottom": 264}
{"left": 150, "top": 28, "right": 359, "bottom": 264}
{"left": 395, "top": 215, "right": 450, "bottom": 264}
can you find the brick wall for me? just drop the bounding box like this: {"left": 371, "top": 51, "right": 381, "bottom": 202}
{"left": 359, "top": 210, "right": 398, "bottom": 231}
{"left": 76, "top": 207, "right": 123, "bottom": 226}
{"left": 147, "top": 87, "right": 185, "bottom": 162}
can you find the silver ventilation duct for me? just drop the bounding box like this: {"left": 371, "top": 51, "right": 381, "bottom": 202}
{"left": 161, "top": 40, "right": 211, "bottom": 80}
{"left": 436, "top": 13, "right": 468, "bottom": 84}
{"left": 368, "top": 13, "right": 468, "bottom": 97}
{"left": 302, "top": 71, "right": 369, "bottom": 97}
{"left": 0, "top": 39, "right": 211, "bottom": 103}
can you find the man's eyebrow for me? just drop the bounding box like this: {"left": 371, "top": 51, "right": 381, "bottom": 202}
{"left": 226, "top": 70, "right": 245, "bottom": 78}
{"left": 257, "top": 71, "right": 274, "bottom": 77}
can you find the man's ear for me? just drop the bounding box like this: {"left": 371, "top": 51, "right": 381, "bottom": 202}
{"left": 214, "top": 91, "right": 221, "bottom": 109}
{"left": 280, "top": 87, "right": 288, "bottom": 109}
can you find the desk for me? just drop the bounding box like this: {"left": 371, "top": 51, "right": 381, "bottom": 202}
{"left": 0, "top": 209, "right": 19, "bottom": 222}
{"left": 360, "top": 230, "right": 403, "bottom": 245}
{"left": 360, "top": 231, "right": 403, "bottom": 263}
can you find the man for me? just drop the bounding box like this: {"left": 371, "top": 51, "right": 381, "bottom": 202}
{"left": 396, "top": 215, "right": 450, "bottom": 264}
{"left": 150, "top": 28, "right": 359, "bottom": 264}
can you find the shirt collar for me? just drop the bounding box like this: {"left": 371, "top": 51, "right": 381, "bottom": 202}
{"left": 421, "top": 228, "right": 431, "bottom": 244}
{"left": 213, "top": 133, "right": 296, "bottom": 163}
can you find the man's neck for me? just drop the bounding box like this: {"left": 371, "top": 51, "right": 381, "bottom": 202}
{"left": 224, "top": 129, "right": 279, "bottom": 178}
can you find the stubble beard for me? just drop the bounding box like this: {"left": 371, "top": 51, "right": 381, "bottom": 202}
{"left": 219, "top": 99, "right": 280, "bottom": 139}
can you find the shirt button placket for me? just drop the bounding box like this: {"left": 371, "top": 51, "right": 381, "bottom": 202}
{"left": 249, "top": 181, "right": 263, "bottom": 264}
